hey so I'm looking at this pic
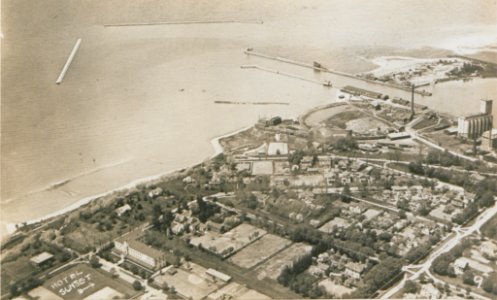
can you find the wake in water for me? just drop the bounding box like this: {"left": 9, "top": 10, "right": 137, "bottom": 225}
{"left": 1, "top": 157, "right": 134, "bottom": 205}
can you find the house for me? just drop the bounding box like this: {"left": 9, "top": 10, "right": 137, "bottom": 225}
{"left": 115, "top": 204, "right": 132, "bottom": 217}
{"left": 30, "top": 252, "right": 54, "bottom": 268}
{"left": 171, "top": 223, "right": 185, "bottom": 235}
{"left": 350, "top": 160, "right": 366, "bottom": 172}
{"left": 148, "top": 187, "right": 163, "bottom": 199}
{"left": 363, "top": 209, "right": 383, "bottom": 221}
{"left": 454, "top": 257, "right": 493, "bottom": 275}
{"left": 114, "top": 229, "right": 167, "bottom": 270}
{"left": 480, "top": 240, "right": 497, "bottom": 259}
{"left": 344, "top": 262, "right": 366, "bottom": 279}
{"left": 183, "top": 176, "right": 195, "bottom": 184}
{"left": 206, "top": 221, "right": 224, "bottom": 233}
{"left": 419, "top": 283, "right": 441, "bottom": 299}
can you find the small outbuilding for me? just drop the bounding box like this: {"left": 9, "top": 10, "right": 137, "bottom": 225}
{"left": 30, "top": 252, "right": 54, "bottom": 268}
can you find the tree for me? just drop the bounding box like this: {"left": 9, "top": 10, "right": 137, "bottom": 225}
{"left": 404, "top": 280, "right": 419, "bottom": 294}
{"left": 432, "top": 255, "right": 452, "bottom": 276}
{"left": 341, "top": 184, "right": 351, "bottom": 202}
{"left": 482, "top": 276, "right": 495, "bottom": 293}
{"left": 333, "top": 136, "right": 358, "bottom": 152}
{"left": 477, "top": 191, "right": 495, "bottom": 208}
{"left": 89, "top": 255, "right": 102, "bottom": 268}
{"left": 462, "top": 269, "right": 475, "bottom": 285}
{"left": 132, "top": 280, "right": 143, "bottom": 291}
{"left": 10, "top": 284, "right": 20, "bottom": 297}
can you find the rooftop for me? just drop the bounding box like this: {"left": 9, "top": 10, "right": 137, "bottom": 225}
{"left": 267, "top": 142, "right": 288, "bottom": 156}
{"left": 30, "top": 252, "right": 54, "bottom": 264}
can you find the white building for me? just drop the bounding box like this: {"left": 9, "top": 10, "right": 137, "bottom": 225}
{"left": 457, "top": 99, "right": 493, "bottom": 139}
{"left": 115, "top": 204, "right": 132, "bottom": 217}
{"left": 114, "top": 229, "right": 167, "bottom": 269}
{"left": 267, "top": 142, "right": 288, "bottom": 156}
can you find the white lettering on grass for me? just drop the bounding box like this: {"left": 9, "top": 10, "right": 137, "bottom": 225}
{"left": 52, "top": 271, "right": 92, "bottom": 296}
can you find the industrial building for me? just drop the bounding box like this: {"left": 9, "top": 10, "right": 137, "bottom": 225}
{"left": 457, "top": 99, "right": 493, "bottom": 139}
{"left": 481, "top": 129, "right": 497, "bottom": 151}
{"left": 340, "top": 86, "right": 383, "bottom": 99}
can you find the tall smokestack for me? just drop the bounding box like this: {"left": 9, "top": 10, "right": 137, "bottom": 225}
{"left": 410, "top": 84, "right": 415, "bottom": 120}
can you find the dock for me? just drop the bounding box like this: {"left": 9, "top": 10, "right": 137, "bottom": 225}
{"left": 56, "top": 38, "right": 82, "bottom": 85}
{"left": 244, "top": 49, "right": 432, "bottom": 96}
{"left": 241, "top": 65, "right": 332, "bottom": 87}
{"left": 103, "top": 20, "right": 263, "bottom": 27}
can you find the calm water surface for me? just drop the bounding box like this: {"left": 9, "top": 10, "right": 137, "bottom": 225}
{"left": 2, "top": 0, "right": 497, "bottom": 235}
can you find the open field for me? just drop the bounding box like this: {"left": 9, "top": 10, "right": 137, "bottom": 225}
{"left": 29, "top": 286, "right": 64, "bottom": 300}
{"left": 304, "top": 104, "right": 351, "bottom": 127}
{"left": 44, "top": 264, "right": 136, "bottom": 300}
{"left": 1, "top": 256, "right": 36, "bottom": 285}
{"left": 345, "top": 116, "right": 390, "bottom": 132}
{"left": 252, "top": 161, "right": 274, "bottom": 175}
{"left": 424, "top": 131, "right": 473, "bottom": 153}
{"left": 153, "top": 263, "right": 223, "bottom": 299}
{"left": 229, "top": 234, "right": 292, "bottom": 269}
{"left": 318, "top": 279, "right": 354, "bottom": 297}
{"left": 207, "top": 282, "right": 271, "bottom": 300}
{"left": 256, "top": 243, "right": 313, "bottom": 280}
{"left": 190, "top": 223, "right": 266, "bottom": 258}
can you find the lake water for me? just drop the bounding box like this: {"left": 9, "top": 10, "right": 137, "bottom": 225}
{"left": 2, "top": 0, "right": 497, "bottom": 237}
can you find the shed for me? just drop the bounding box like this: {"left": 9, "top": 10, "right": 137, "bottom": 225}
{"left": 206, "top": 268, "right": 231, "bottom": 282}
{"left": 30, "top": 252, "right": 54, "bottom": 267}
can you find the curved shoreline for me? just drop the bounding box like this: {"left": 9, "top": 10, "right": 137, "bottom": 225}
{"left": 3, "top": 125, "right": 254, "bottom": 240}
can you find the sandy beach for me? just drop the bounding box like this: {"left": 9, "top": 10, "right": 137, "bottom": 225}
{"left": 1, "top": 124, "right": 255, "bottom": 240}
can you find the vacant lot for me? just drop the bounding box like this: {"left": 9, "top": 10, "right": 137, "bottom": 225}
{"left": 304, "top": 104, "right": 351, "bottom": 127}
{"left": 207, "top": 282, "right": 271, "bottom": 300}
{"left": 346, "top": 116, "right": 389, "bottom": 132}
{"left": 153, "top": 263, "right": 222, "bottom": 299}
{"left": 252, "top": 161, "right": 274, "bottom": 175}
{"left": 44, "top": 264, "right": 136, "bottom": 300}
{"left": 325, "top": 110, "right": 366, "bottom": 129}
{"left": 1, "top": 256, "right": 36, "bottom": 285}
{"left": 256, "top": 243, "right": 313, "bottom": 280}
{"left": 318, "top": 279, "right": 354, "bottom": 297}
{"left": 230, "top": 234, "right": 292, "bottom": 269}
{"left": 190, "top": 223, "right": 267, "bottom": 258}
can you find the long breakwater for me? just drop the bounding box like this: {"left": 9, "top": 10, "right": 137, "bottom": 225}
{"left": 56, "top": 38, "right": 82, "bottom": 85}
{"left": 244, "top": 49, "right": 432, "bottom": 96}
{"left": 240, "top": 64, "right": 332, "bottom": 87}
{"left": 103, "top": 20, "right": 263, "bottom": 27}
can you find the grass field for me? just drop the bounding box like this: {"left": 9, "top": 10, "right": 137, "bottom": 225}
{"left": 229, "top": 234, "right": 292, "bottom": 269}
{"left": 208, "top": 282, "right": 271, "bottom": 300}
{"left": 255, "top": 243, "right": 313, "bottom": 280}
{"left": 44, "top": 264, "right": 136, "bottom": 300}
{"left": 1, "top": 256, "right": 36, "bottom": 284}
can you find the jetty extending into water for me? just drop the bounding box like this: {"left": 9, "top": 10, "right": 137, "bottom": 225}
{"left": 56, "top": 39, "right": 82, "bottom": 85}
{"left": 103, "top": 20, "right": 263, "bottom": 27}
{"left": 244, "top": 49, "right": 432, "bottom": 96}
{"left": 241, "top": 64, "right": 332, "bottom": 87}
